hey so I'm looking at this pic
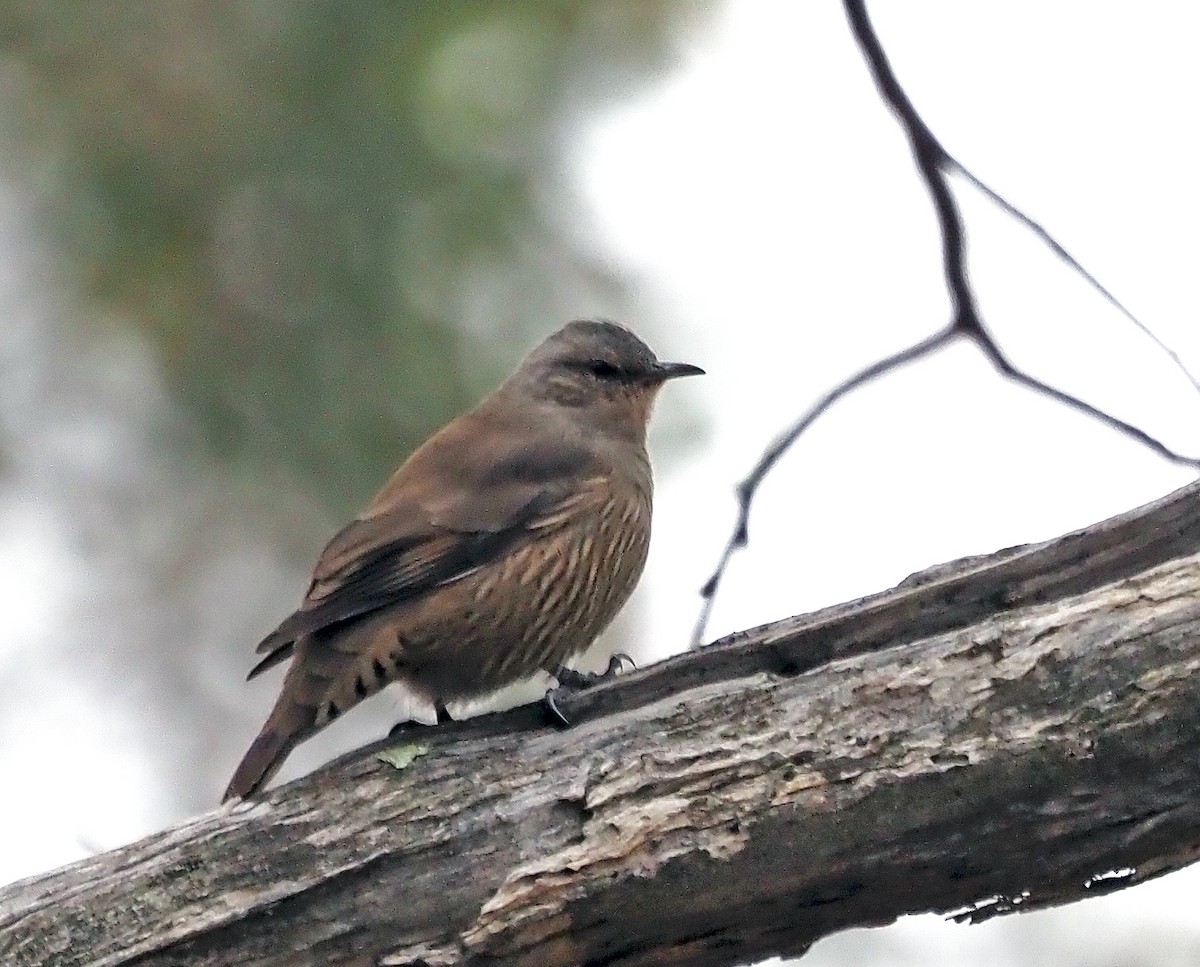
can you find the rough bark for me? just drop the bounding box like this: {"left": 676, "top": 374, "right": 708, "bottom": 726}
{"left": 6, "top": 479, "right": 1200, "bottom": 967}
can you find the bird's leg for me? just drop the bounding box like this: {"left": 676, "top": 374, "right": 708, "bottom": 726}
{"left": 435, "top": 701, "right": 453, "bottom": 724}
{"left": 543, "top": 654, "right": 636, "bottom": 727}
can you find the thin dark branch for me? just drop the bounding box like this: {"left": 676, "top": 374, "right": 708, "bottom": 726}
{"left": 843, "top": 0, "right": 1200, "bottom": 457}
{"left": 953, "top": 163, "right": 1200, "bottom": 398}
{"left": 692, "top": 0, "right": 1200, "bottom": 646}
{"left": 691, "top": 328, "right": 951, "bottom": 648}
{"left": 841, "top": 0, "right": 971, "bottom": 327}
{"left": 971, "top": 333, "right": 1200, "bottom": 467}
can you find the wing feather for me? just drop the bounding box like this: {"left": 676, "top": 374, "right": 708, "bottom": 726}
{"left": 248, "top": 404, "right": 606, "bottom": 679}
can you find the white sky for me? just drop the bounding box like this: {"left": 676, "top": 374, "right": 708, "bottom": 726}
{"left": 3, "top": 3, "right": 1199, "bottom": 963}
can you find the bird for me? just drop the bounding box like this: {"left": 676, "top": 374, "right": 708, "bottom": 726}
{"left": 223, "top": 319, "right": 703, "bottom": 801}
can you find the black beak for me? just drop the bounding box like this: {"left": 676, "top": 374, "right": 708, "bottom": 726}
{"left": 653, "top": 361, "right": 705, "bottom": 381}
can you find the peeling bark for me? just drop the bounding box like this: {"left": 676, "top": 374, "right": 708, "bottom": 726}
{"left": 5, "top": 480, "right": 1200, "bottom": 967}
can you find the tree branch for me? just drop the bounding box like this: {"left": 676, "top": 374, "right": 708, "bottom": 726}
{"left": 8, "top": 479, "right": 1200, "bottom": 967}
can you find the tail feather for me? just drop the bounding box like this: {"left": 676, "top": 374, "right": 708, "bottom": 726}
{"left": 247, "top": 640, "right": 295, "bottom": 680}
{"left": 222, "top": 727, "right": 301, "bottom": 802}
{"left": 225, "top": 635, "right": 356, "bottom": 802}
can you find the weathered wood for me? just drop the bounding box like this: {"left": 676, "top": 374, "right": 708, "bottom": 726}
{"left": 5, "top": 478, "right": 1200, "bottom": 967}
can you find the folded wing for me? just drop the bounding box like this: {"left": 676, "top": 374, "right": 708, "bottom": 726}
{"left": 248, "top": 405, "right": 605, "bottom": 679}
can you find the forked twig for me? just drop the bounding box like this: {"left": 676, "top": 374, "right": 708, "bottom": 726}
{"left": 691, "top": 328, "right": 951, "bottom": 648}
{"left": 692, "top": 0, "right": 1200, "bottom": 648}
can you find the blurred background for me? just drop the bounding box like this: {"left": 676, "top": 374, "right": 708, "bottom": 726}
{"left": 2, "top": 2, "right": 1199, "bottom": 965}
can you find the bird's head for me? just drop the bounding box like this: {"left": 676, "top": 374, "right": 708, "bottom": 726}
{"left": 511, "top": 320, "right": 703, "bottom": 441}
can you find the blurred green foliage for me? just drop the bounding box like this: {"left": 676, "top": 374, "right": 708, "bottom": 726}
{"left": 0, "top": 0, "right": 700, "bottom": 524}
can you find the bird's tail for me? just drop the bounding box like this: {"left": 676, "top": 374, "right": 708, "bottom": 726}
{"left": 222, "top": 724, "right": 301, "bottom": 802}
{"left": 223, "top": 634, "right": 361, "bottom": 802}
{"left": 226, "top": 628, "right": 405, "bottom": 801}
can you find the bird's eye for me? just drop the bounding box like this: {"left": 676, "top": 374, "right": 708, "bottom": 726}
{"left": 586, "top": 359, "right": 622, "bottom": 380}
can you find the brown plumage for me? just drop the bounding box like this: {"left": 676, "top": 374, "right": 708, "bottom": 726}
{"left": 223, "top": 320, "right": 702, "bottom": 801}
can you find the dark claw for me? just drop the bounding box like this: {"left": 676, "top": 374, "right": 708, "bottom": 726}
{"left": 544, "top": 654, "right": 637, "bottom": 728}
{"left": 543, "top": 687, "right": 572, "bottom": 727}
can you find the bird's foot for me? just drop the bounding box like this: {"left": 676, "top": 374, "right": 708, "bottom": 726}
{"left": 543, "top": 653, "right": 635, "bottom": 727}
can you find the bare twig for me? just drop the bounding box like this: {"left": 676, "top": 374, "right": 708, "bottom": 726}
{"left": 954, "top": 163, "right": 1200, "bottom": 398}
{"left": 841, "top": 0, "right": 1200, "bottom": 422}
{"left": 691, "top": 328, "right": 951, "bottom": 648}
{"left": 692, "top": 0, "right": 1200, "bottom": 648}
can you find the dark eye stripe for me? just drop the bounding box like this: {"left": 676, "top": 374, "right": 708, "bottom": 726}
{"left": 587, "top": 359, "right": 621, "bottom": 379}
{"left": 563, "top": 358, "right": 629, "bottom": 381}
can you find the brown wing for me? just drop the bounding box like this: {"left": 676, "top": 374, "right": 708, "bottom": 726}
{"left": 248, "top": 402, "right": 606, "bottom": 679}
